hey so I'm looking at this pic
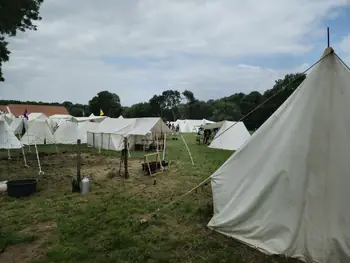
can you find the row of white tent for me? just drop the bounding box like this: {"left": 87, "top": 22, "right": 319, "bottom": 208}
{"left": 0, "top": 112, "right": 253, "bottom": 152}
{"left": 0, "top": 115, "right": 173, "bottom": 151}
{"left": 0, "top": 112, "right": 107, "bottom": 149}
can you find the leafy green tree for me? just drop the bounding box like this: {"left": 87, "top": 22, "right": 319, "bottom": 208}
{"left": 70, "top": 107, "right": 84, "bottom": 117}
{"left": 182, "top": 90, "right": 197, "bottom": 118}
{"left": 0, "top": 0, "right": 44, "bottom": 81}
{"left": 124, "top": 102, "right": 151, "bottom": 118}
{"left": 89, "top": 91, "right": 122, "bottom": 117}
{"left": 182, "top": 90, "right": 196, "bottom": 104}
{"left": 210, "top": 100, "right": 241, "bottom": 122}
{"left": 161, "top": 90, "right": 181, "bottom": 120}
{"left": 62, "top": 101, "right": 73, "bottom": 110}
{"left": 149, "top": 95, "right": 164, "bottom": 117}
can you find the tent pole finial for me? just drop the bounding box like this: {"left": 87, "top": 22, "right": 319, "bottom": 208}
{"left": 327, "top": 27, "right": 330, "bottom": 48}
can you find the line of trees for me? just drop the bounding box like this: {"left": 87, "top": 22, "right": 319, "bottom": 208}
{"left": 0, "top": 72, "right": 306, "bottom": 131}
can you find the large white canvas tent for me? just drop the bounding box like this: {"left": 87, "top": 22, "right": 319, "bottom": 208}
{"left": 88, "top": 117, "right": 171, "bottom": 151}
{"left": 208, "top": 48, "right": 350, "bottom": 263}
{"left": 206, "top": 121, "right": 251, "bottom": 151}
{"left": 0, "top": 120, "right": 22, "bottom": 149}
{"left": 87, "top": 117, "right": 136, "bottom": 151}
{"left": 21, "top": 120, "right": 55, "bottom": 145}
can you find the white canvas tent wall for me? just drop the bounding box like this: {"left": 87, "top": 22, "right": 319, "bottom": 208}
{"left": 0, "top": 120, "right": 22, "bottom": 149}
{"left": 54, "top": 121, "right": 100, "bottom": 144}
{"left": 48, "top": 114, "right": 73, "bottom": 132}
{"left": 0, "top": 114, "right": 13, "bottom": 125}
{"left": 208, "top": 48, "right": 350, "bottom": 263}
{"left": 28, "top": 112, "right": 48, "bottom": 121}
{"left": 78, "top": 122, "right": 98, "bottom": 144}
{"left": 9, "top": 118, "right": 26, "bottom": 135}
{"left": 208, "top": 121, "right": 251, "bottom": 151}
{"left": 87, "top": 117, "right": 135, "bottom": 151}
{"left": 54, "top": 121, "right": 79, "bottom": 144}
{"left": 21, "top": 120, "right": 55, "bottom": 145}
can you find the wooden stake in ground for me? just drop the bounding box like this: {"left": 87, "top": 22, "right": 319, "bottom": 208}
{"left": 77, "top": 139, "right": 81, "bottom": 183}
{"left": 124, "top": 137, "right": 129, "bottom": 179}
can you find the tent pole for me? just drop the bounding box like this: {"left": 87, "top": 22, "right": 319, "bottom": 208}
{"left": 53, "top": 135, "right": 58, "bottom": 153}
{"left": 27, "top": 132, "right": 31, "bottom": 152}
{"left": 7, "top": 147, "right": 11, "bottom": 160}
{"left": 162, "top": 133, "right": 166, "bottom": 161}
{"left": 127, "top": 137, "right": 131, "bottom": 157}
{"left": 180, "top": 134, "right": 194, "bottom": 164}
{"left": 327, "top": 27, "right": 330, "bottom": 48}
{"left": 156, "top": 133, "right": 159, "bottom": 153}
{"left": 19, "top": 134, "right": 28, "bottom": 167}
{"left": 21, "top": 144, "right": 28, "bottom": 167}
{"left": 124, "top": 137, "right": 129, "bottom": 179}
{"left": 6, "top": 132, "right": 11, "bottom": 160}
{"left": 35, "top": 141, "right": 44, "bottom": 175}
{"left": 99, "top": 133, "right": 102, "bottom": 154}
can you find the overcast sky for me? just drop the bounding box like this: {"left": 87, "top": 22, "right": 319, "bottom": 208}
{"left": 2, "top": 0, "right": 350, "bottom": 106}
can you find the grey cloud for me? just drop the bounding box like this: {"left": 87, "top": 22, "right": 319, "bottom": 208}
{"left": 2, "top": 0, "right": 349, "bottom": 106}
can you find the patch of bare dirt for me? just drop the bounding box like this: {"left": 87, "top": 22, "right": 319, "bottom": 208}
{"left": 0, "top": 221, "right": 57, "bottom": 263}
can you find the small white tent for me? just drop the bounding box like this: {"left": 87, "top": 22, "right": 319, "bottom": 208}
{"left": 208, "top": 48, "right": 350, "bottom": 263}
{"left": 0, "top": 120, "right": 22, "bottom": 149}
{"left": 176, "top": 119, "right": 214, "bottom": 133}
{"left": 21, "top": 120, "right": 55, "bottom": 145}
{"left": 28, "top": 112, "right": 48, "bottom": 121}
{"left": 208, "top": 121, "right": 251, "bottom": 151}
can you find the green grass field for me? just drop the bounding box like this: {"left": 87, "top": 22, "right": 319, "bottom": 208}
{"left": 0, "top": 134, "right": 298, "bottom": 263}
